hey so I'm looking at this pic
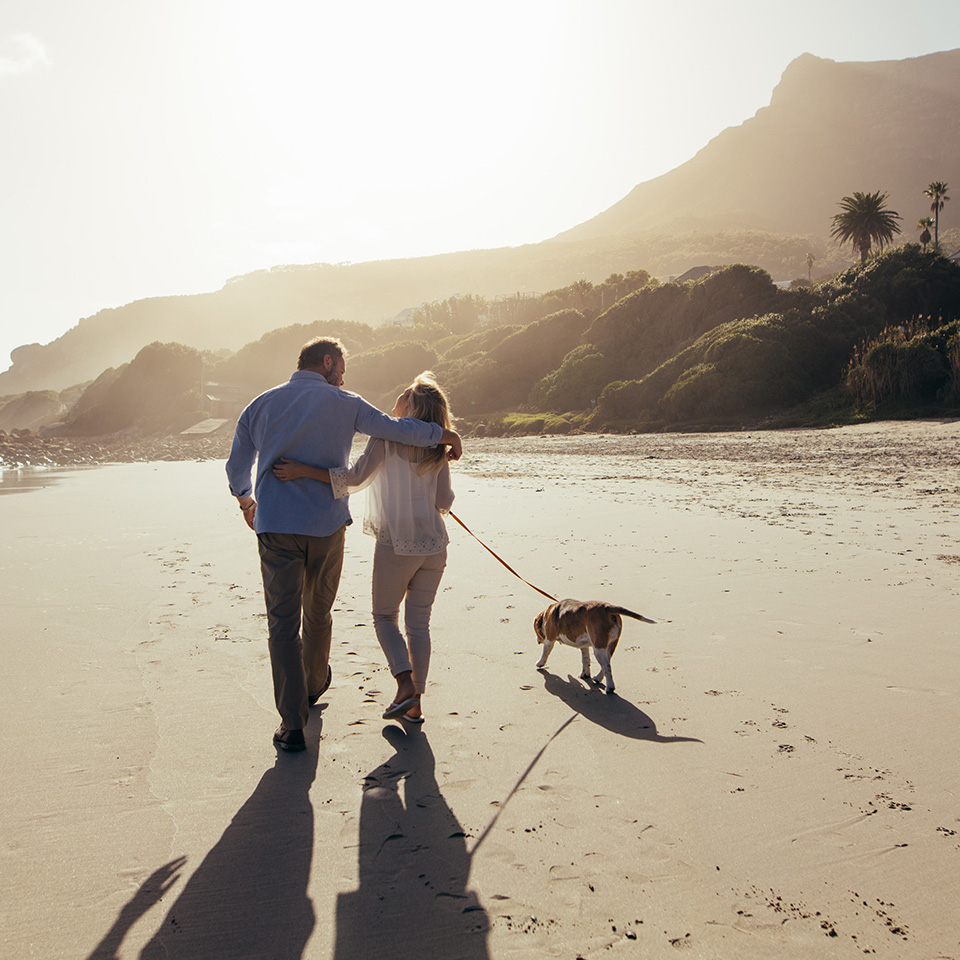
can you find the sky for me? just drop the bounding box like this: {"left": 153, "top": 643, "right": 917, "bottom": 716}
{"left": 3, "top": 0, "right": 960, "bottom": 372}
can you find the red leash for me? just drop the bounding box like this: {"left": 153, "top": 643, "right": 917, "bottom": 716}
{"left": 449, "top": 511, "right": 559, "bottom": 603}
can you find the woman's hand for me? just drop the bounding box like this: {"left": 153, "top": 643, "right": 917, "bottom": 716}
{"left": 439, "top": 428, "right": 462, "bottom": 460}
{"left": 272, "top": 457, "right": 307, "bottom": 481}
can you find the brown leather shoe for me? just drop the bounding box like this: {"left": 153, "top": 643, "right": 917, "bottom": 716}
{"left": 308, "top": 665, "right": 332, "bottom": 706}
{"left": 273, "top": 725, "right": 306, "bottom": 752}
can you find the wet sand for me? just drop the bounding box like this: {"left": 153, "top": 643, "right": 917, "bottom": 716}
{"left": 1, "top": 421, "right": 958, "bottom": 959}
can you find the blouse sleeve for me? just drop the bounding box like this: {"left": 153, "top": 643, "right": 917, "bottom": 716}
{"left": 329, "top": 437, "right": 386, "bottom": 500}
{"left": 435, "top": 459, "right": 454, "bottom": 514}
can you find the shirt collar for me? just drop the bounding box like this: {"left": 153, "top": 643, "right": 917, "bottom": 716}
{"left": 290, "top": 370, "right": 332, "bottom": 384}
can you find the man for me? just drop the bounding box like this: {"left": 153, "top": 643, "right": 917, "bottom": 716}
{"left": 226, "top": 337, "right": 462, "bottom": 751}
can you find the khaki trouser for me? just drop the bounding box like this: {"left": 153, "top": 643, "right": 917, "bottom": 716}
{"left": 371, "top": 543, "right": 447, "bottom": 694}
{"left": 258, "top": 527, "right": 346, "bottom": 730}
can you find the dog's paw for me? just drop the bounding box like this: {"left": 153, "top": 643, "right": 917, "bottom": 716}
{"left": 536, "top": 660, "right": 548, "bottom": 670}
{"left": 579, "top": 671, "right": 591, "bottom": 681}
{"left": 603, "top": 685, "right": 616, "bottom": 695}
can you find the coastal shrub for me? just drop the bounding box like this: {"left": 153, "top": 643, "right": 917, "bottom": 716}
{"left": 433, "top": 334, "right": 461, "bottom": 356}
{"left": 761, "top": 386, "right": 863, "bottom": 429}
{"left": 581, "top": 284, "right": 685, "bottom": 381}
{"left": 947, "top": 329, "right": 960, "bottom": 403}
{"left": 213, "top": 319, "right": 374, "bottom": 397}
{"left": 592, "top": 251, "right": 960, "bottom": 428}
{"left": 429, "top": 354, "right": 484, "bottom": 416}
{"left": 660, "top": 364, "right": 724, "bottom": 420}
{"left": 529, "top": 345, "right": 611, "bottom": 411}
{"left": 54, "top": 246, "right": 960, "bottom": 437}
{"left": 347, "top": 340, "right": 437, "bottom": 405}
{"left": 596, "top": 378, "right": 658, "bottom": 422}
{"left": 438, "top": 309, "right": 590, "bottom": 414}
{"left": 703, "top": 323, "right": 790, "bottom": 372}
{"left": 373, "top": 319, "right": 448, "bottom": 347}
{"left": 437, "top": 324, "right": 520, "bottom": 363}
{"left": 594, "top": 310, "right": 818, "bottom": 426}
{"left": 759, "top": 310, "right": 834, "bottom": 385}
{"left": 826, "top": 245, "right": 960, "bottom": 332}
{"left": 430, "top": 325, "right": 524, "bottom": 412}
{"left": 491, "top": 308, "right": 591, "bottom": 374}
{"left": 658, "top": 363, "right": 809, "bottom": 422}
{"left": 658, "top": 319, "right": 809, "bottom": 421}
{"left": 581, "top": 264, "right": 791, "bottom": 396}
{"left": 846, "top": 321, "right": 958, "bottom": 408}
{"left": 798, "top": 304, "right": 857, "bottom": 380}
{"left": 540, "top": 269, "right": 656, "bottom": 316}
{"left": 483, "top": 412, "right": 578, "bottom": 435}
{"left": 685, "top": 264, "right": 781, "bottom": 332}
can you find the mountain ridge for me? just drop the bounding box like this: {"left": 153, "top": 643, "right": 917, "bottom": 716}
{"left": 554, "top": 48, "right": 960, "bottom": 241}
{"left": 3, "top": 47, "right": 958, "bottom": 395}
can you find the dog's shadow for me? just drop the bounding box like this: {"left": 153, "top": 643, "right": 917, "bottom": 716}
{"left": 539, "top": 670, "right": 702, "bottom": 744}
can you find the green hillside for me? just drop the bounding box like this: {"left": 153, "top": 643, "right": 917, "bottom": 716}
{"left": 13, "top": 245, "right": 956, "bottom": 439}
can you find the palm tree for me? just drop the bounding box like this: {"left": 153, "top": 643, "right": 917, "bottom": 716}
{"left": 830, "top": 191, "right": 902, "bottom": 262}
{"left": 923, "top": 181, "right": 950, "bottom": 251}
{"left": 917, "top": 216, "right": 934, "bottom": 251}
{"left": 805, "top": 252, "right": 816, "bottom": 282}
{"left": 571, "top": 278, "right": 594, "bottom": 310}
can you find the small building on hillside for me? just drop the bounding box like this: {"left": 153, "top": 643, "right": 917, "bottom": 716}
{"left": 671, "top": 265, "right": 714, "bottom": 284}
{"left": 180, "top": 418, "right": 234, "bottom": 437}
{"left": 202, "top": 382, "right": 247, "bottom": 419}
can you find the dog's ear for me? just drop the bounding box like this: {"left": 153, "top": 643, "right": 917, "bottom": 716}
{"left": 533, "top": 611, "right": 544, "bottom": 642}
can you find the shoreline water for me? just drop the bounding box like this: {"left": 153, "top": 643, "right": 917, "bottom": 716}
{"left": 0, "top": 462, "right": 106, "bottom": 495}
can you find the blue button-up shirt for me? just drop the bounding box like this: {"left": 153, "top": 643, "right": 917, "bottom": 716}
{"left": 225, "top": 371, "right": 443, "bottom": 537}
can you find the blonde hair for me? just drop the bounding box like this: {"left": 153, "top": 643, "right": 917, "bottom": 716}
{"left": 406, "top": 371, "right": 453, "bottom": 474}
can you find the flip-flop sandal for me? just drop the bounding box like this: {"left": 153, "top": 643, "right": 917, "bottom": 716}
{"left": 382, "top": 697, "right": 419, "bottom": 720}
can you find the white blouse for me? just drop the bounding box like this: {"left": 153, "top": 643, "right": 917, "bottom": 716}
{"left": 329, "top": 438, "right": 454, "bottom": 556}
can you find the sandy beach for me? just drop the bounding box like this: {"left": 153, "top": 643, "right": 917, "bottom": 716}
{"left": 1, "top": 420, "right": 959, "bottom": 959}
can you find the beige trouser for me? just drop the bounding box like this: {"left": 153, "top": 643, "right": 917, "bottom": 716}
{"left": 371, "top": 543, "right": 447, "bottom": 694}
{"left": 258, "top": 527, "right": 345, "bottom": 730}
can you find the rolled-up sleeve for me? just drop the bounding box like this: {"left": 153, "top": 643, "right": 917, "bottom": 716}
{"left": 435, "top": 461, "right": 454, "bottom": 514}
{"left": 226, "top": 413, "right": 257, "bottom": 498}
{"left": 329, "top": 438, "right": 386, "bottom": 500}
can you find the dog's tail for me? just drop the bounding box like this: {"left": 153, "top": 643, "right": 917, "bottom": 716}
{"left": 607, "top": 605, "right": 656, "bottom": 624}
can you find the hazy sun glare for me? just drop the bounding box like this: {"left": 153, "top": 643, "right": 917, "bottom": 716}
{"left": 188, "top": 1, "right": 579, "bottom": 258}
{"left": 2, "top": 0, "right": 960, "bottom": 367}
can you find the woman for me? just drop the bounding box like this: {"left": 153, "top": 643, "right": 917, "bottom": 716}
{"left": 272, "top": 371, "right": 454, "bottom": 723}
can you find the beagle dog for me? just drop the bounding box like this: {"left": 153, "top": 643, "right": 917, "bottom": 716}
{"left": 534, "top": 599, "right": 654, "bottom": 694}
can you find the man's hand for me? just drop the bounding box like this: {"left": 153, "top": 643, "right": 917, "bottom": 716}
{"left": 237, "top": 497, "right": 257, "bottom": 530}
{"left": 440, "top": 429, "right": 463, "bottom": 461}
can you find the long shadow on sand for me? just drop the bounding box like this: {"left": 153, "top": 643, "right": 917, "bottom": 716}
{"left": 540, "top": 670, "right": 702, "bottom": 744}
{"left": 86, "top": 715, "right": 320, "bottom": 960}
{"left": 333, "top": 725, "right": 489, "bottom": 960}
